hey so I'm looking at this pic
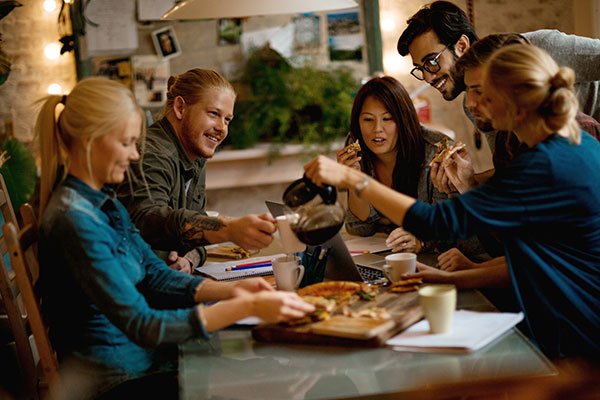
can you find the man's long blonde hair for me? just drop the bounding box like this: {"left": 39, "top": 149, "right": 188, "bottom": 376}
{"left": 35, "top": 77, "right": 144, "bottom": 216}
{"left": 483, "top": 44, "right": 580, "bottom": 144}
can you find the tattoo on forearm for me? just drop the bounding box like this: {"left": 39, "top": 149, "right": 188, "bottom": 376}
{"left": 181, "top": 215, "right": 225, "bottom": 247}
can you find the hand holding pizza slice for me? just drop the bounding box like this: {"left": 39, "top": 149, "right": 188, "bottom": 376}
{"left": 429, "top": 138, "right": 467, "bottom": 167}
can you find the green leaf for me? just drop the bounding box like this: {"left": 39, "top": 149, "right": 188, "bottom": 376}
{"left": 0, "top": 138, "right": 37, "bottom": 210}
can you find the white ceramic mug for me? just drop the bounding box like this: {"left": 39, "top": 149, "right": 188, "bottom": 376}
{"left": 383, "top": 253, "right": 416, "bottom": 282}
{"left": 276, "top": 215, "right": 306, "bottom": 254}
{"left": 418, "top": 284, "right": 457, "bottom": 334}
{"left": 272, "top": 255, "right": 304, "bottom": 291}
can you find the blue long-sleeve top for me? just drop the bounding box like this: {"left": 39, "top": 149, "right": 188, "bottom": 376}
{"left": 405, "top": 133, "right": 600, "bottom": 358}
{"left": 39, "top": 176, "right": 210, "bottom": 378}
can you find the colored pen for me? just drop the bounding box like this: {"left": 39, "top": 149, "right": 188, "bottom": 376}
{"left": 226, "top": 262, "right": 272, "bottom": 271}
{"left": 350, "top": 250, "right": 370, "bottom": 254}
{"left": 232, "top": 259, "right": 273, "bottom": 268}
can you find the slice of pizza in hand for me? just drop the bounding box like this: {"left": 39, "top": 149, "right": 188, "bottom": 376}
{"left": 345, "top": 140, "right": 361, "bottom": 155}
{"left": 429, "top": 138, "right": 466, "bottom": 167}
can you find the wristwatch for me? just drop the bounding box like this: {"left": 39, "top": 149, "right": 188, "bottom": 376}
{"left": 354, "top": 176, "right": 371, "bottom": 197}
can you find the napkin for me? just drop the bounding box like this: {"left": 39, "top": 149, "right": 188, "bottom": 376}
{"left": 386, "top": 310, "right": 523, "bottom": 353}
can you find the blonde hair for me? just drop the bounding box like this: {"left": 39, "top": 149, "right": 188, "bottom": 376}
{"left": 161, "top": 68, "right": 236, "bottom": 117}
{"left": 483, "top": 44, "right": 580, "bottom": 144}
{"left": 34, "top": 77, "right": 145, "bottom": 216}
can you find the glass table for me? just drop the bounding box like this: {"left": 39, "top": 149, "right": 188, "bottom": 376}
{"left": 179, "top": 290, "right": 555, "bottom": 400}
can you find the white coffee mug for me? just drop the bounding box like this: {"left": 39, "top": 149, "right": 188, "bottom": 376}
{"left": 272, "top": 255, "right": 304, "bottom": 291}
{"left": 418, "top": 284, "right": 457, "bottom": 334}
{"left": 276, "top": 215, "right": 306, "bottom": 254}
{"left": 383, "top": 253, "right": 416, "bottom": 282}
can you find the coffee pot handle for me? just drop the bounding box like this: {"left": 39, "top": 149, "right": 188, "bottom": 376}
{"left": 304, "top": 175, "right": 337, "bottom": 205}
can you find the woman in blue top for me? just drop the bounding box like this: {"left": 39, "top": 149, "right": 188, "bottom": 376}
{"left": 36, "top": 77, "right": 314, "bottom": 398}
{"left": 304, "top": 44, "right": 600, "bottom": 359}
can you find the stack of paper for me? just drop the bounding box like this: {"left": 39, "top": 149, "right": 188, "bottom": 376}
{"left": 196, "top": 254, "right": 284, "bottom": 281}
{"left": 386, "top": 310, "right": 524, "bottom": 353}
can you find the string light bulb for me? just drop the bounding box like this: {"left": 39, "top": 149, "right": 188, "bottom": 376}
{"left": 44, "top": 43, "right": 61, "bottom": 60}
{"left": 47, "top": 83, "right": 63, "bottom": 95}
{"left": 43, "top": 0, "right": 57, "bottom": 12}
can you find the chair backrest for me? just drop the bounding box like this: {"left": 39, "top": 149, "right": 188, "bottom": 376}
{"left": 3, "top": 205, "right": 60, "bottom": 395}
{"left": 0, "top": 182, "right": 40, "bottom": 398}
{"left": 0, "top": 173, "right": 18, "bottom": 229}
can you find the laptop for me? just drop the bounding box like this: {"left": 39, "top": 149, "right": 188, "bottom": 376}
{"left": 266, "top": 201, "right": 387, "bottom": 283}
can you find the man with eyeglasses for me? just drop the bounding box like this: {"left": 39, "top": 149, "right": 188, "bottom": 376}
{"left": 397, "top": 1, "right": 600, "bottom": 187}
{"left": 398, "top": 1, "right": 600, "bottom": 121}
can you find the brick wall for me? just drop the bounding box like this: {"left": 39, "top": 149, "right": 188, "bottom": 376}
{"left": 0, "top": 0, "right": 76, "bottom": 142}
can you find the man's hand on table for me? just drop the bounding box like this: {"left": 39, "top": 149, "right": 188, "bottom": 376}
{"left": 386, "top": 227, "right": 421, "bottom": 253}
{"left": 167, "top": 250, "right": 193, "bottom": 274}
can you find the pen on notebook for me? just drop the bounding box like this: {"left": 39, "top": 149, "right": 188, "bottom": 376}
{"left": 226, "top": 262, "right": 272, "bottom": 271}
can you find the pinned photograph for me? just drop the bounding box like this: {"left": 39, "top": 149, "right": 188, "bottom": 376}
{"left": 327, "top": 10, "right": 363, "bottom": 62}
{"left": 151, "top": 26, "right": 181, "bottom": 60}
{"left": 132, "top": 55, "right": 170, "bottom": 107}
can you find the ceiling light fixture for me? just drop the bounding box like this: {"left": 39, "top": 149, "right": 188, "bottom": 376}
{"left": 162, "top": 0, "right": 357, "bottom": 20}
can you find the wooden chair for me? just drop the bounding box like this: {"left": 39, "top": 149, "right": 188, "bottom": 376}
{"left": 2, "top": 203, "right": 59, "bottom": 399}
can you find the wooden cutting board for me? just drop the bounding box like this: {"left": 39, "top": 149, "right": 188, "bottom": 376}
{"left": 252, "top": 289, "right": 423, "bottom": 347}
{"left": 206, "top": 244, "right": 257, "bottom": 260}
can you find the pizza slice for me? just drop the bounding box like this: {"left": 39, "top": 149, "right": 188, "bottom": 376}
{"left": 389, "top": 277, "right": 423, "bottom": 293}
{"left": 429, "top": 138, "right": 466, "bottom": 167}
{"left": 342, "top": 140, "right": 361, "bottom": 156}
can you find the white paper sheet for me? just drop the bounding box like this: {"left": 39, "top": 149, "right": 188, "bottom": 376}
{"left": 196, "top": 254, "right": 285, "bottom": 281}
{"left": 386, "top": 310, "right": 524, "bottom": 353}
{"left": 85, "top": 0, "right": 138, "bottom": 56}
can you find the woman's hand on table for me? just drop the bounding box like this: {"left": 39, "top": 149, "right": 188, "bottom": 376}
{"left": 437, "top": 248, "right": 477, "bottom": 272}
{"left": 386, "top": 228, "right": 421, "bottom": 253}
{"left": 402, "top": 262, "right": 451, "bottom": 283}
{"left": 228, "top": 277, "right": 274, "bottom": 297}
{"left": 250, "top": 291, "right": 315, "bottom": 323}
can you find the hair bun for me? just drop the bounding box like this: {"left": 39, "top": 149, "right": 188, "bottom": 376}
{"left": 549, "top": 67, "right": 575, "bottom": 91}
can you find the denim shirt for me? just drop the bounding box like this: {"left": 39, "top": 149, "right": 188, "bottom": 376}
{"left": 40, "top": 176, "right": 210, "bottom": 377}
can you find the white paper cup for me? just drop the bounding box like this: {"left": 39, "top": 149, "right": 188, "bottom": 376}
{"left": 276, "top": 215, "right": 306, "bottom": 254}
{"left": 272, "top": 255, "right": 304, "bottom": 291}
{"left": 418, "top": 284, "right": 457, "bottom": 334}
{"left": 384, "top": 253, "right": 416, "bottom": 281}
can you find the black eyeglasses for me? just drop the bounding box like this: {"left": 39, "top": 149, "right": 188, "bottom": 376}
{"left": 410, "top": 45, "right": 449, "bottom": 81}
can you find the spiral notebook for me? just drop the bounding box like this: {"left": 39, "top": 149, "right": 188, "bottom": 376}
{"left": 196, "top": 254, "right": 284, "bottom": 281}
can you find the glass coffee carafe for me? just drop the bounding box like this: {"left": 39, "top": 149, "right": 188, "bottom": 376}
{"left": 282, "top": 175, "right": 345, "bottom": 246}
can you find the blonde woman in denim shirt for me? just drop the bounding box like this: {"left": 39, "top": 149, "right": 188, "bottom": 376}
{"left": 36, "top": 78, "right": 314, "bottom": 399}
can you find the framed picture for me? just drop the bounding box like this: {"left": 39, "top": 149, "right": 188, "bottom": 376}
{"left": 151, "top": 26, "right": 181, "bottom": 60}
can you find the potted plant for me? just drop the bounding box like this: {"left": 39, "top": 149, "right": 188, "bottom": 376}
{"left": 225, "top": 44, "right": 358, "bottom": 153}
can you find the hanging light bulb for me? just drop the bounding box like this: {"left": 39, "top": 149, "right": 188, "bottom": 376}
{"left": 380, "top": 14, "right": 396, "bottom": 33}
{"left": 48, "top": 83, "right": 63, "bottom": 95}
{"left": 44, "top": 43, "right": 61, "bottom": 60}
{"left": 43, "top": 0, "right": 57, "bottom": 12}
